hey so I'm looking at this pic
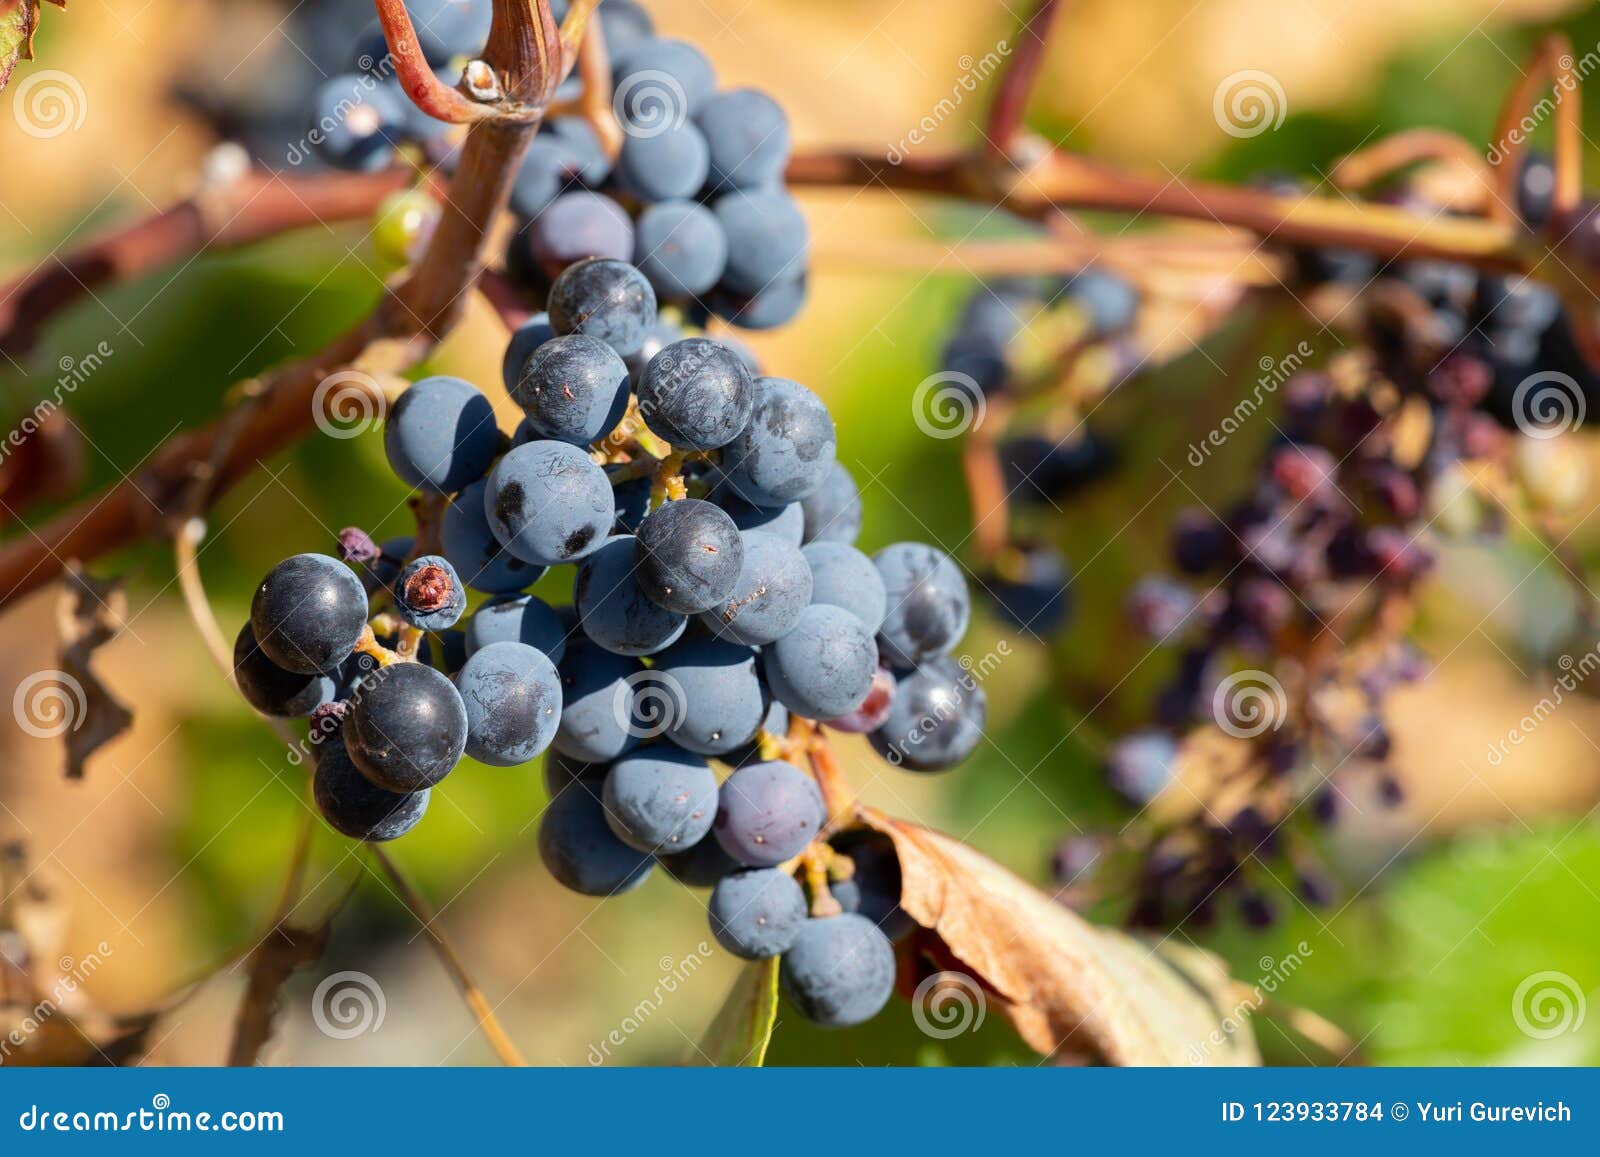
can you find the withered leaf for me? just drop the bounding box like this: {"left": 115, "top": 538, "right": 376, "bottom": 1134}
{"left": 55, "top": 565, "right": 133, "bottom": 780}
{"left": 227, "top": 922, "right": 332, "bottom": 1067}
{"left": 862, "top": 810, "right": 1260, "bottom": 1066}
{"left": 692, "top": 958, "right": 779, "bottom": 1067}
{"left": 0, "top": 0, "right": 63, "bottom": 91}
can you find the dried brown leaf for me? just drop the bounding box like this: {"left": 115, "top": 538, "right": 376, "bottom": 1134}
{"left": 55, "top": 565, "right": 133, "bottom": 780}
{"left": 227, "top": 923, "right": 332, "bottom": 1067}
{"left": 862, "top": 810, "right": 1259, "bottom": 1066}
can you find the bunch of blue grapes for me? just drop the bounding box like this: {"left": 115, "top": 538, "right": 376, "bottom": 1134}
{"left": 236, "top": 256, "right": 981, "bottom": 1027}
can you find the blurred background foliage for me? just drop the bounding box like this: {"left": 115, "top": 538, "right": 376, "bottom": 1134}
{"left": 1, "top": 0, "right": 1599, "bottom": 1066}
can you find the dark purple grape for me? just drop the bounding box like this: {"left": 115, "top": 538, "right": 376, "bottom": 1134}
{"left": 345, "top": 661, "right": 467, "bottom": 792}
{"left": 313, "top": 733, "right": 429, "bottom": 842}
{"left": 250, "top": 554, "right": 369, "bottom": 676}
{"left": 714, "top": 760, "right": 824, "bottom": 867}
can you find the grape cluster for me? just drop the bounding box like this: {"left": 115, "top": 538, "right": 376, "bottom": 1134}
{"left": 238, "top": 256, "right": 977, "bottom": 1028}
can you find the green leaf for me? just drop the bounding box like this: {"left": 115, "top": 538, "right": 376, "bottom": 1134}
{"left": 693, "top": 959, "right": 779, "bottom": 1066}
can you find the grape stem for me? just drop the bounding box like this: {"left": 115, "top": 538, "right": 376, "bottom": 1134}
{"left": 371, "top": 0, "right": 505, "bottom": 124}
{"left": 1489, "top": 33, "right": 1581, "bottom": 225}
{"left": 983, "top": 0, "right": 1066, "bottom": 162}
{"left": 548, "top": 0, "right": 624, "bottom": 158}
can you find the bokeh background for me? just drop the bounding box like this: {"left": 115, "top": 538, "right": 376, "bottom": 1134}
{"left": 2, "top": 0, "right": 1599, "bottom": 1066}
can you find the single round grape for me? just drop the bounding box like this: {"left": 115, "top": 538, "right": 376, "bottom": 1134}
{"left": 825, "top": 665, "right": 895, "bottom": 734}
{"left": 510, "top": 333, "right": 631, "bottom": 446}
{"left": 574, "top": 535, "right": 688, "bottom": 656}
{"left": 612, "top": 36, "right": 717, "bottom": 118}
{"left": 527, "top": 191, "right": 635, "bottom": 274}
{"left": 345, "top": 661, "right": 468, "bottom": 792}
{"left": 800, "top": 462, "right": 862, "bottom": 545}
{"left": 634, "top": 200, "right": 728, "bottom": 300}
{"left": 712, "top": 191, "right": 809, "bottom": 296}
{"left": 779, "top": 914, "right": 895, "bottom": 1028}
{"left": 709, "top": 275, "right": 807, "bottom": 331}
{"left": 501, "top": 314, "right": 555, "bottom": 397}
{"left": 603, "top": 744, "right": 718, "bottom": 853}
{"left": 653, "top": 633, "right": 768, "bottom": 756}
{"left": 384, "top": 375, "right": 500, "bottom": 495}
{"left": 539, "top": 778, "right": 654, "bottom": 896}
{"left": 393, "top": 554, "right": 467, "bottom": 631}
{"left": 868, "top": 657, "right": 985, "bottom": 772}
{"left": 597, "top": 0, "right": 653, "bottom": 54}
{"left": 762, "top": 604, "right": 876, "bottom": 721}
{"left": 457, "top": 641, "right": 562, "bottom": 767}
{"left": 616, "top": 122, "right": 710, "bottom": 201}
{"left": 719, "top": 377, "right": 836, "bottom": 507}
{"left": 250, "top": 554, "right": 369, "bottom": 676}
{"left": 1104, "top": 730, "right": 1178, "bottom": 804}
{"left": 544, "top": 115, "right": 612, "bottom": 185}
{"left": 660, "top": 835, "right": 741, "bottom": 887}
{"left": 551, "top": 637, "right": 644, "bottom": 763}
{"left": 710, "top": 868, "right": 807, "bottom": 959}
{"left": 309, "top": 76, "right": 404, "bottom": 171}
{"left": 441, "top": 480, "right": 547, "bottom": 595}
{"left": 636, "top": 338, "right": 754, "bottom": 451}
{"left": 372, "top": 188, "right": 440, "bottom": 270}
{"left": 697, "top": 88, "right": 791, "bottom": 192}
{"left": 485, "top": 440, "right": 614, "bottom": 566}
{"left": 714, "top": 760, "right": 825, "bottom": 867}
{"left": 874, "top": 542, "right": 970, "bottom": 667}
{"left": 509, "top": 135, "right": 586, "bottom": 218}
{"left": 313, "top": 734, "right": 430, "bottom": 843}
{"left": 697, "top": 530, "right": 811, "bottom": 646}
{"left": 547, "top": 258, "right": 658, "bottom": 358}
{"left": 803, "top": 541, "right": 887, "bottom": 633}
{"left": 634, "top": 499, "right": 744, "bottom": 614}
{"left": 463, "top": 594, "right": 567, "bottom": 663}
{"left": 233, "top": 623, "right": 337, "bottom": 718}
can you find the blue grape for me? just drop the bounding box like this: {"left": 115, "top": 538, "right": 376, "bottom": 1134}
{"left": 719, "top": 376, "right": 835, "bottom": 507}
{"left": 653, "top": 634, "right": 768, "bottom": 756}
{"left": 762, "top": 604, "right": 876, "bottom": 721}
{"left": 510, "top": 333, "right": 631, "bottom": 446}
{"left": 309, "top": 76, "right": 404, "bottom": 171}
{"left": 660, "top": 835, "right": 741, "bottom": 887}
{"left": 698, "top": 530, "right": 811, "bottom": 646}
{"left": 710, "top": 868, "right": 807, "bottom": 959}
{"left": 509, "top": 136, "right": 586, "bottom": 217}
{"left": 989, "top": 545, "right": 1073, "bottom": 635}
{"left": 485, "top": 440, "right": 614, "bottom": 566}
{"left": 1066, "top": 267, "right": 1139, "bottom": 336}
{"left": 539, "top": 777, "right": 654, "bottom": 896}
{"left": 697, "top": 88, "right": 791, "bottom": 192}
{"left": 612, "top": 37, "right": 716, "bottom": 120}
{"left": 779, "top": 914, "right": 895, "bottom": 1027}
{"left": 713, "top": 191, "right": 808, "bottom": 295}
{"left": 616, "top": 122, "right": 710, "bottom": 201}
{"left": 574, "top": 535, "right": 688, "bottom": 656}
{"left": 314, "top": 733, "right": 430, "bottom": 842}
{"left": 829, "top": 829, "right": 913, "bottom": 941}
{"left": 720, "top": 492, "right": 804, "bottom": 545}
{"left": 463, "top": 594, "right": 567, "bottom": 663}
{"left": 597, "top": 0, "right": 654, "bottom": 56}
{"left": 250, "top": 554, "right": 369, "bottom": 675}
{"left": 547, "top": 258, "right": 658, "bottom": 357}
{"left": 633, "top": 200, "right": 729, "bottom": 300}
{"left": 1104, "top": 730, "right": 1178, "bottom": 804}
{"left": 803, "top": 542, "right": 886, "bottom": 633}
{"left": 800, "top": 462, "right": 862, "bottom": 545}
{"left": 501, "top": 313, "right": 555, "bottom": 396}
{"left": 457, "top": 641, "right": 562, "bottom": 766}
{"left": 441, "top": 480, "right": 547, "bottom": 595}
{"left": 636, "top": 338, "right": 754, "bottom": 450}
{"left": 552, "top": 637, "right": 644, "bottom": 763}
{"left": 383, "top": 375, "right": 500, "bottom": 494}
{"left": 546, "top": 116, "right": 613, "bottom": 185}
{"left": 393, "top": 554, "right": 467, "bottom": 631}
{"left": 345, "top": 661, "right": 468, "bottom": 791}
{"left": 714, "top": 760, "right": 824, "bottom": 867}
{"left": 874, "top": 542, "right": 970, "bottom": 668}
{"left": 233, "top": 623, "right": 336, "bottom": 718}
{"left": 709, "top": 275, "right": 807, "bottom": 331}
{"left": 527, "top": 192, "right": 635, "bottom": 273}
{"left": 603, "top": 744, "right": 719, "bottom": 853}
{"left": 868, "top": 657, "right": 985, "bottom": 772}
{"left": 634, "top": 499, "right": 744, "bottom": 614}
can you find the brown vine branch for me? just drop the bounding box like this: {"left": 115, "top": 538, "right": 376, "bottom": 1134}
{"left": 984, "top": 0, "right": 1064, "bottom": 160}
{"left": 373, "top": 0, "right": 499, "bottom": 123}
{"left": 1331, "top": 128, "right": 1489, "bottom": 194}
{"left": 1489, "top": 33, "right": 1582, "bottom": 224}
